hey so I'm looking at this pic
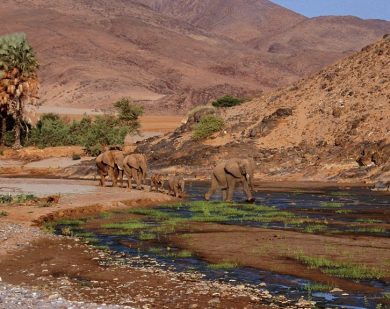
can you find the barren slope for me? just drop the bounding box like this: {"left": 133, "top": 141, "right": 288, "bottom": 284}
{"left": 139, "top": 0, "right": 306, "bottom": 43}
{"left": 139, "top": 36, "right": 390, "bottom": 184}
{"left": 0, "top": 0, "right": 272, "bottom": 112}
{"left": 1, "top": 0, "right": 389, "bottom": 114}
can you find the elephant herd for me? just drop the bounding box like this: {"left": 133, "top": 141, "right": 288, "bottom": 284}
{"left": 95, "top": 149, "right": 255, "bottom": 202}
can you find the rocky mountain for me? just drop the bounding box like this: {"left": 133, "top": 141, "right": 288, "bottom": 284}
{"left": 0, "top": 0, "right": 389, "bottom": 114}
{"left": 138, "top": 36, "right": 390, "bottom": 184}
{"left": 138, "top": 0, "right": 306, "bottom": 43}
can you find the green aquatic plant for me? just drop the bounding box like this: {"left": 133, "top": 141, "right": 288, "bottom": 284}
{"left": 102, "top": 221, "right": 148, "bottom": 230}
{"left": 176, "top": 250, "right": 192, "bottom": 258}
{"left": 98, "top": 212, "right": 113, "bottom": 219}
{"left": 319, "top": 201, "right": 344, "bottom": 208}
{"left": 303, "top": 283, "right": 333, "bottom": 292}
{"left": 324, "top": 264, "right": 384, "bottom": 280}
{"left": 208, "top": 261, "right": 238, "bottom": 270}
{"left": 352, "top": 227, "right": 386, "bottom": 234}
{"left": 138, "top": 232, "right": 156, "bottom": 241}
{"left": 61, "top": 226, "right": 73, "bottom": 236}
{"left": 56, "top": 219, "right": 85, "bottom": 226}
{"left": 303, "top": 224, "right": 328, "bottom": 233}
{"left": 330, "top": 191, "right": 351, "bottom": 197}
{"left": 335, "top": 209, "right": 352, "bottom": 214}
{"left": 354, "top": 218, "right": 383, "bottom": 224}
{"left": 295, "top": 253, "right": 384, "bottom": 280}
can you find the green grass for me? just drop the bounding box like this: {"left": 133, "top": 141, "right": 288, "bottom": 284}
{"left": 330, "top": 191, "right": 351, "bottom": 197}
{"left": 208, "top": 261, "right": 238, "bottom": 270}
{"left": 146, "top": 247, "right": 192, "bottom": 259}
{"left": 355, "top": 218, "right": 383, "bottom": 224}
{"left": 0, "top": 210, "right": 8, "bottom": 217}
{"left": 295, "top": 254, "right": 384, "bottom": 280}
{"left": 176, "top": 250, "right": 192, "bottom": 258}
{"left": 335, "top": 209, "right": 352, "bottom": 214}
{"left": 0, "top": 193, "right": 37, "bottom": 204}
{"left": 352, "top": 227, "right": 386, "bottom": 234}
{"left": 138, "top": 232, "right": 157, "bottom": 241}
{"left": 303, "top": 224, "right": 328, "bottom": 233}
{"left": 324, "top": 265, "right": 384, "bottom": 280}
{"left": 303, "top": 283, "right": 333, "bottom": 292}
{"left": 98, "top": 212, "right": 113, "bottom": 219}
{"left": 102, "top": 221, "right": 148, "bottom": 230}
{"left": 56, "top": 219, "right": 85, "bottom": 226}
{"left": 319, "top": 201, "right": 344, "bottom": 208}
{"left": 42, "top": 222, "right": 55, "bottom": 234}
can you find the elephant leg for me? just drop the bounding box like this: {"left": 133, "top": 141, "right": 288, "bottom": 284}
{"left": 118, "top": 170, "right": 124, "bottom": 188}
{"left": 205, "top": 174, "right": 219, "bottom": 200}
{"left": 138, "top": 171, "right": 144, "bottom": 190}
{"left": 98, "top": 172, "right": 105, "bottom": 187}
{"left": 109, "top": 167, "right": 119, "bottom": 187}
{"left": 221, "top": 189, "right": 227, "bottom": 201}
{"left": 242, "top": 178, "right": 254, "bottom": 202}
{"left": 226, "top": 175, "right": 236, "bottom": 202}
{"left": 132, "top": 169, "right": 141, "bottom": 189}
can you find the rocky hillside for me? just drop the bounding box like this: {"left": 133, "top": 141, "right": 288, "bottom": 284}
{"left": 139, "top": 0, "right": 306, "bottom": 43}
{"left": 1, "top": 0, "right": 389, "bottom": 113}
{"left": 138, "top": 36, "right": 390, "bottom": 184}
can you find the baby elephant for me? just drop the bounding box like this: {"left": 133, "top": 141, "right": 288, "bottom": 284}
{"left": 168, "top": 175, "right": 185, "bottom": 198}
{"left": 150, "top": 173, "right": 164, "bottom": 192}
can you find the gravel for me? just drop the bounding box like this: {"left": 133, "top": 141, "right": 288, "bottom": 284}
{"left": 0, "top": 282, "right": 133, "bottom": 309}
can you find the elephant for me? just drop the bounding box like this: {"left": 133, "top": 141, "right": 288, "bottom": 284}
{"left": 168, "top": 175, "right": 185, "bottom": 198}
{"left": 95, "top": 150, "right": 124, "bottom": 187}
{"left": 150, "top": 173, "right": 164, "bottom": 192}
{"left": 123, "top": 153, "right": 148, "bottom": 190}
{"left": 205, "top": 158, "right": 255, "bottom": 202}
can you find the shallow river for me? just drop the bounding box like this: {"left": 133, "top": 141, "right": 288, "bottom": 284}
{"left": 57, "top": 182, "right": 390, "bottom": 309}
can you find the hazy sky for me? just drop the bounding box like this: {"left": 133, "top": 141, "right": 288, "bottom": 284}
{"left": 271, "top": 0, "right": 390, "bottom": 21}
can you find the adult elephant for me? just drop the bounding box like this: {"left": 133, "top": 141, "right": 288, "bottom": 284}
{"left": 95, "top": 150, "right": 124, "bottom": 187}
{"left": 123, "top": 153, "right": 148, "bottom": 190}
{"left": 205, "top": 158, "right": 255, "bottom": 202}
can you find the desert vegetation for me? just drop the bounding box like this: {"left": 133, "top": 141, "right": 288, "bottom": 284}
{"left": 0, "top": 33, "right": 39, "bottom": 148}
{"left": 193, "top": 115, "right": 224, "bottom": 139}
{"left": 4, "top": 97, "right": 143, "bottom": 155}
{"left": 211, "top": 95, "right": 246, "bottom": 108}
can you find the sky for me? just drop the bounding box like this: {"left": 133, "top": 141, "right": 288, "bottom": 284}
{"left": 271, "top": 0, "right": 390, "bottom": 21}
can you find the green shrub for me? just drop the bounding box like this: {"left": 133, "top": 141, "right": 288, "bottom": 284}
{"left": 212, "top": 95, "right": 245, "bottom": 108}
{"left": 114, "top": 97, "right": 144, "bottom": 130}
{"left": 193, "top": 115, "right": 224, "bottom": 139}
{"left": 26, "top": 99, "right": 143, "bottom": 153}
{"left": 0, "top": 210, "right": 8, "bottom": 217}
{"left": 29, "top": 113, "right": 71, "bottom": 148}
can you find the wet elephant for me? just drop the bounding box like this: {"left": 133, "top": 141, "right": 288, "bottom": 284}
{"left": 168, "top": 175, "right": 185, "bottom": 198}
{"left": 205, "top": 158, "right": 255, "bottom": 202}
{"left": 123, "top": 153, "right": 148, "bottom": 190}
{"left": 95, "top": 150, "right": 124, "bottom": 187}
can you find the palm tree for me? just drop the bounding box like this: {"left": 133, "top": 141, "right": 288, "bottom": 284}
{"left": 0, "top": 33, "right": 39, "bottom": 148}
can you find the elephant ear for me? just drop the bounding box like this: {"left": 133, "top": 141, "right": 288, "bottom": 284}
{"left": 102, "top": 151, "right": 116, "bottom": 168}
{"left": 125, "top": 155, "right": 140, "bottom": 169}
{"left": 112, "top": 151, "right": 124, "bottom": 170}
{"left": 225, "top": 160, "right": 244, "bottom": 178}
